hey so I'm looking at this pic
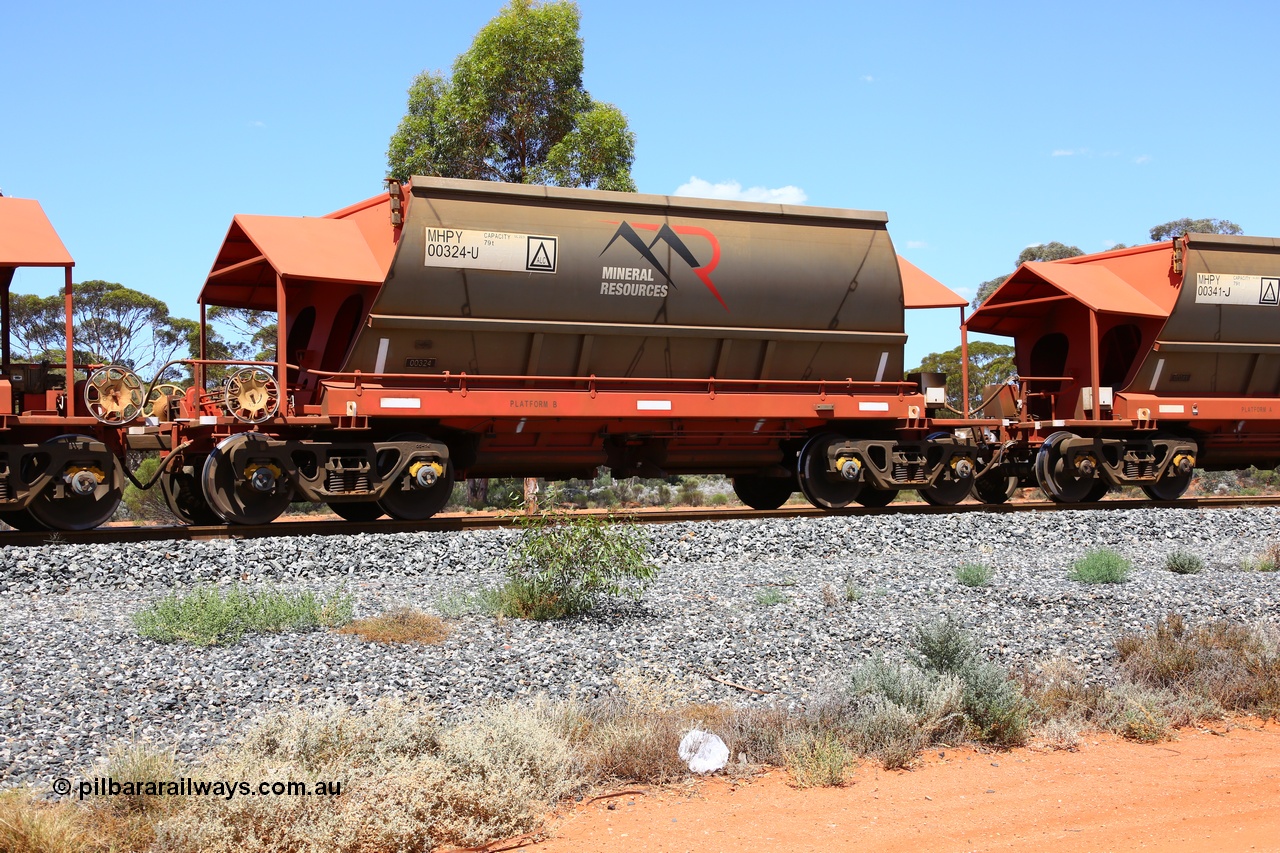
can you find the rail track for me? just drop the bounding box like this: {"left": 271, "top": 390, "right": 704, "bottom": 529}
{"left": 2, "top": 494, "right": 1279, "bottom": 549}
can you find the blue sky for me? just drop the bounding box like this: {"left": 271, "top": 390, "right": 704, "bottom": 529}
{"left": 4, "top": 0, "right": 1277, "bottom": 368}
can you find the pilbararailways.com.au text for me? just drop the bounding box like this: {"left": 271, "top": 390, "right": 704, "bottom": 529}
{"left": 54, "top": 776, "right": 343, "bottom": 801}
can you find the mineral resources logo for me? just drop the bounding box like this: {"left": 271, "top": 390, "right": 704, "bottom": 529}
{"left": 599, "top": 222, "right": 726, "bottom": 309}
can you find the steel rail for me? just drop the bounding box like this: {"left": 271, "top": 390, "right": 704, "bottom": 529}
{"left": 2, "top": 494, "right": 1280, "bottom": 549}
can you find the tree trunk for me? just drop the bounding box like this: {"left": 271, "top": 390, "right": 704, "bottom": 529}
{"left": 466, "top": 478, "right": 489, "bottom": 508}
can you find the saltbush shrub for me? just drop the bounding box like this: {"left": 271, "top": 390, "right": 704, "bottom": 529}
{"left": 954, "top": 563, "right": 994, "bottom": 587}
{"left": 1165, "top": 551, "right": 1204, "bottom": 575}
{"left": 1069, "top": 548, "right": 1132, "bottom": 584}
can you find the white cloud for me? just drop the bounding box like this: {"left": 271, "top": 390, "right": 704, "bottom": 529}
{"left": 1102, "top": 240, "right": 1119, "bottom": 249}
{"left": 904, "top": 240, "right": 928, "bottom": 249}
{"left": 861, "top": 75, "right": 875, "bottom": 83}
{"left": 674, "top": 177, "right": 808, "bottom": 205}
{"left": 249, "top": 120, "right": 266, "bottom": 128}
{"left": 1134, "top": 154, "right": 1151, "bottom": 165}
{"left": 1051, "top": 149, "right": 1077, "bottom": 157}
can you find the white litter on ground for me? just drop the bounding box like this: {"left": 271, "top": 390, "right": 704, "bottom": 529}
{"left": 678, "top": 729, "right": 729, "bottom": 773}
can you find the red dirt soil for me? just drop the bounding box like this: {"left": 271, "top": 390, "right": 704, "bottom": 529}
{"left": 520, "top": 720, "right": 1280, "bottom": 853}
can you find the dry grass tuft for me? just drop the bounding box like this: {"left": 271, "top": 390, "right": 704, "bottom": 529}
{"left": 338, "top": 607, "right": 451, "bottom": 645}
{"left": 782, "top": 731, "right": 856, "bottom": 788}
{"left": 1116, "top": 614, "right": 1280, "bottom": 716}
{"left": 154, "top": 700, "right": 583, "bottom": 853}
{"left": 1016, "top": 658, "right": 1106, "bottom": 722}
{"left": 0, "top": 789, "right": 102, "bottom": 853}
{"left": 1032, "top": 714, "right": 1085, "bottom": 751}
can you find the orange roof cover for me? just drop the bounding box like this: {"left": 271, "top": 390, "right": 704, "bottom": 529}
{"left": 967, "top": 242, "right": 1178, "bottom": 335}
{"left": 0, "top": 198, "right": 73, "bottom": 267}
{"left": 226, "top": 215, "right": 384, "bottom": 284}
{"left": 897, "top": 255, "right": 967, "bottom": 309}
{"left": 1020, "top": 261, "right": 1167, "bottom": 316}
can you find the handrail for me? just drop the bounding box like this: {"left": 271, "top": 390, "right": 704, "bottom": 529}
{"left": 309, "top": 369, "right": 918, "bottom": 394}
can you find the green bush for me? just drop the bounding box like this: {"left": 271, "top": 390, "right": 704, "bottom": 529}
{"left": 121, "top": 456, "right": 180, "bottom": 524}
{"left": 495, "top": 512, "right": 656, "bottom": 620}
{"left": 910, "top": 615, "right": 1030, "bottom": 747}
{"left": 755, "top": 587, "right": 789, "bottom": 607}
{"left": 1069, "top": 548, "right": 1132, "bottom": 583}
{"left": 1165, "top": 551, "right": 1204, "bottom": 575}
{"left": 133, "top": 585, "right": 353, "bottom": 646}
{"left": 846, "top": 658, "right": 964, "bottom": 768}
{"left": 954, "top": 563, "right": 994, "bottom": 587}
{"left": 956, "top": 659, "right": 1032, "bottom": 745}
{"left": 911, "top": 614, "right": 978, "bottom": 674}
{"left": 676, "top": 480, "right": 704, "bottom": 506}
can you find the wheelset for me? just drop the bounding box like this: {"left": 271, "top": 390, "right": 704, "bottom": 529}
{"left": 376, "top": 434, "right": 454, "bottom": 521}
{"left": 731, "top": 475, "right": 795, "bottom": 510}
{"left": 797, "top": 433, "right": 863, "bottom": 510}
{"left": 1034, "top": 431, "right": 1105, "bottom": 504}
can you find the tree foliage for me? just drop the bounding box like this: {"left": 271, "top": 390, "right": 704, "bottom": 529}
{"left": 908, "top": 341, "right": 1016, "bottom": 416}
{"left": 386, "top": 0, "right": 635, "bottom": 191}
{"left": 10, "top": 280, "right": 194, "bottom": 379}
{"left": 206, "top": 307, "right": 277, "bottom": 362}
{"left": 971, "top": 242, "right": 1084, "bottom": 309}
{"left": 1149, "top": 218, "right": 1243, "bottom": 242}
{"left": 1015, "top": 241, "right": 1084, "bottom": 265}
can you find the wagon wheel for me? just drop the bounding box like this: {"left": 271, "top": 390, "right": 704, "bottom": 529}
{"left": 972, "top": 468, "right": 1020, "bottom": 504}
{"left": 376, "top": 433, "right": 454, "bottom": 521}
{"left": 920, "top": 475, "right": 972, "bottom": 506}
{"left": 1081, "top": 479, "right": 1111, "bottom": 502}
{"left": 1034, "top": 431, "right": 1102, "bottom": 504}
{"left": 144, "top": 383, "right": 187, "bottom": 422}
{"left": 160, "top": 458, "right": 223, "bottom": 525}
{"left": 201, "top": 434, "right": 293, "bottom": 525}
{"left": 224, "top": 367, "right": 280, "bottom": 424}
{"left": 797, "top": 433, "right": 863, "bottom": 510}
{"left": 328, "top": 501, "right": 386, "bottom": 522}
{"left": 26, "top": 435, "right": 125, "bottom": 531}
{"left": 731, "top": 475, "right": 794, "bottom": 510}
{"left": 1142, "top": 438, "right": 1198, "bottom": 501}
{"left": 855, "top": 486, "right": 897, "bottom": 507}
{"left": 919, "top": 433, "right": 975, "bottom": 506}
{"left": 0, "top": 509, "right": 49, "bottom": 531}
{"left": 83, "top": 366, "right": 144, "bottom": 425}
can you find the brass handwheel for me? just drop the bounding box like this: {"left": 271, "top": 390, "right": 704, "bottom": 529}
{"left": 224, "top": 367, "right": 280, "bottom": 424}
{"left": 84, "top": 366, "right": 144, "bottom": 425}
{"left": 143, "top": 383, "right": 187, "bottom": 421}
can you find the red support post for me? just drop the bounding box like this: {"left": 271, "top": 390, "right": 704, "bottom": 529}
{"left": 959, "top": 306, "right": 970, "bottom": 418}
{"left": 276, "top": 274, "right": 287, "bottom": 387}
{"left": 1089, "top": 309, "right": 1100, "bottom": 421}
{"left": 198, "top": 300, "right": 207, "bottom": 392}
{"left": 64, "top": 267, "right": 74, "bottom": 416}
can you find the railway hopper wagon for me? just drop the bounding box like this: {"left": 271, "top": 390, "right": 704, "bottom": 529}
{"left": 966, "top": 234, "right": 1280, "bottom": 503}
{"left": 141, "top": 176, "right": 979, "bottom": 524}
{"left": 0, "top": 197, "right": 131, "bottom": 531}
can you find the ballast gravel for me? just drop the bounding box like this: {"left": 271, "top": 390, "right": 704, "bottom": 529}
{"left": 1, "top": 505, "right": 1278, "bottom": 788}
